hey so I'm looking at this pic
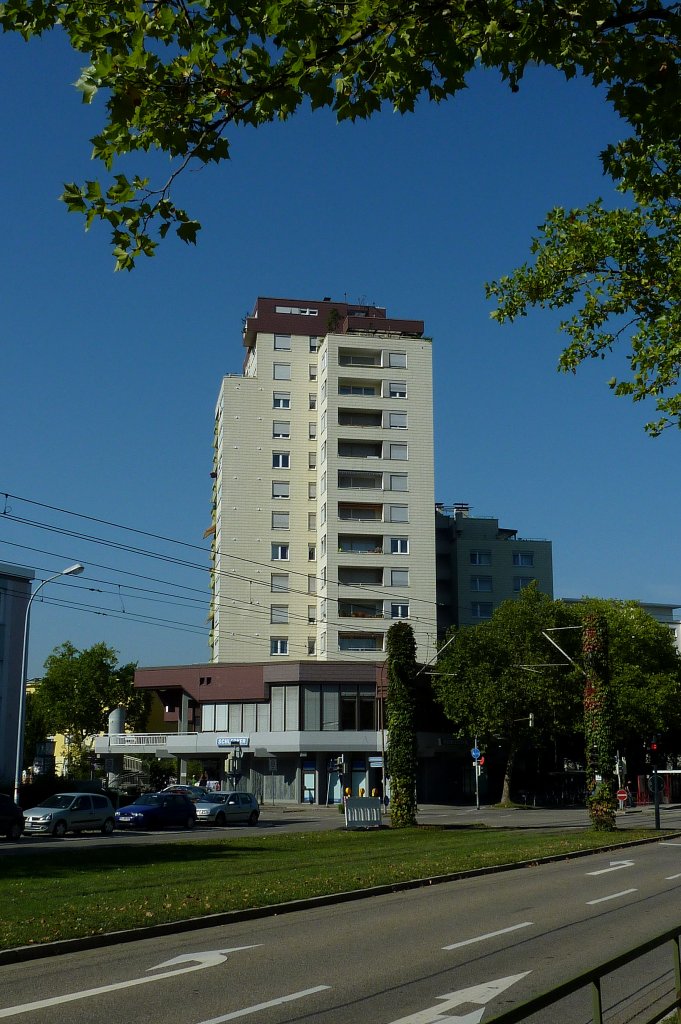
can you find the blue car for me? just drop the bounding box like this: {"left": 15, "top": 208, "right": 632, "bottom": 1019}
{"left": 115, "top": 792, "right": 197, "bottom": 830}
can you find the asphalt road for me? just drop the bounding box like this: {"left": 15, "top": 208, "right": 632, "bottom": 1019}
{"left": 1, "top": 832, "right": 681, "bottom": 1022}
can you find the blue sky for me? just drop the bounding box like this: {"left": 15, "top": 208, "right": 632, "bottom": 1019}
{"left": 3, "top": 31, "right": 679, "bottom": 677}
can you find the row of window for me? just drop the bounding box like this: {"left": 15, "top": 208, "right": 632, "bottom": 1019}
{"left": 270, "top": 545, "right": 410, "bottom": 578}
{"left": 270, "top": 565, "right": 409, "bottom": 590}
{"left": 200, "top": 683, "right": 377, "bottom": 733}
{"left": 271, "top": 573, "right": 321, "bottom": 594}
{"left": 470, "top": 550, "right": 535, "bottom": 567}
{"left": 337, "top": 470, "right": 408, "bottom": 491}
{"left": 273, "top": 332, "right": 319, "bottom": 350}
{"left": 337, "top": 441, "right": 408, "bottom": 460}
{"left": 269, "top": 624, "right": 406, "bottom": 657}
{"left": 271, "top": 362, "right": 408, "bottom": 398}
{"left": 273, "top": 306, "right": 319, "bottom": 316}
{"left": 273, "top": 394, "right": 408, "bottom": 431}
{"left": 272, "top": 421, "right": 318, "bottom": 440}
{"left": 339, "top": 502, "right": 409, "bottom": 523}
{"left": 338, "top": 381, "right": 407, "bottom": 399}
{"left": 269, "top": 601, "right": 409, "bottom": 626}
{"left": 471, "top": 576, "right": 537, "bottom": 592}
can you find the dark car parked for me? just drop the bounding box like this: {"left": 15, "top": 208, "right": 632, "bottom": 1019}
{"left": 0, "top": 793, "right": 24, "bottom": 839}
{"left": 115, "top": 792, "right": 197, "bottom": 830}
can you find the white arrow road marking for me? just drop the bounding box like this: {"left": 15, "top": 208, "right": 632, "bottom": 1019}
{"left": 194, "top": 986, "right": 332, "bottom": 1023}
{"left": 0, "top": 947, "right": 258, "bottom": 1019}
{"left": 443, "top": 922, "right": 533, "bottom": 950}
{"left": 386, "top": 972, "right": 531, "bottom": 1024}
{"left": 586, "top": 860, "right": 634, "bottom": 876}
{"left": 666, "top": 873, "right": 681, "bottom": 880}
{"left": 586, "top": 888, "right": 638, "bottom": 905}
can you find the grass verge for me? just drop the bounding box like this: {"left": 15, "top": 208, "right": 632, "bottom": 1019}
{"left": 2, "top": 826, "right": 657, "bottom": 950}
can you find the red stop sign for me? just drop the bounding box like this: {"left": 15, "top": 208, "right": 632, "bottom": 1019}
{"left": 617, "top": 789, "right": 627, "bottom": 801}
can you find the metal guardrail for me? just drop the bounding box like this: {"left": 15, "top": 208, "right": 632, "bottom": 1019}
{"left": 486, "top": 923, "right": 681, "bottom": 1024}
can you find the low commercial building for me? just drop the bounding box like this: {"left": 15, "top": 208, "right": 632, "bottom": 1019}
{"left": 95, "top": 660, "right": 458, "bottom": 803}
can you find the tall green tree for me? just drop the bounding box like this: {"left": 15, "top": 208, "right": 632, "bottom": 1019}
{"left": 433, "top": 587, "right": 581, "bottom": 805}
{"left": 386, "top": 621, "right": 418, "bottom": 827}
{"left": 582, "top": 612, "right": 616, "bottom": 830}
{"left": 571, "top": 597, "right": 681, "bottom": 764}
{"left": 1, "top": 0, "right": 679, "bottom": 427}
{"left": 37, "top": 641, "right": 149, "bottom": 770}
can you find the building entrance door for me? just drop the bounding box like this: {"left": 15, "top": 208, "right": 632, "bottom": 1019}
{"left": 303, "top": 770, "right": 316, "bottom": 803}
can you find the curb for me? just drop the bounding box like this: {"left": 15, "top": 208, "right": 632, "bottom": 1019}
{"left": 2, "top": 830, "right": 679, "bottom": 967}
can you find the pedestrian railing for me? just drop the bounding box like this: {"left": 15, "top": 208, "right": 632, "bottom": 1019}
{"left": 487, "top": 923, "right": 681, "bottom": 1024}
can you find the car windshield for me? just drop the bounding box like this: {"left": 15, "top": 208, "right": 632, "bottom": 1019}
{"left": 133, "top": 794, "right": 163, "bottom": 806}
{"left": 38, "top": 795, "right": 75, "bottom": 809}
{"left": 200, "top": 794, "right": 229, "bottom": 805}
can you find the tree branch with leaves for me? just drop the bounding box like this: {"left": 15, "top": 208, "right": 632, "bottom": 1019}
{"left": 2, "top": 0, "right": 680, "bottom": 426}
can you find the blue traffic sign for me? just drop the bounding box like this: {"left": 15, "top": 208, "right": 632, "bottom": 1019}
{"left": 471, "top": 747, "right": 481, "bottom": 759}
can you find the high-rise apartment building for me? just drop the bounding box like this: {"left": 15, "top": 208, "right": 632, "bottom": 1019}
{"left": 210, "top": 297, "right": 437, "bottom": 666}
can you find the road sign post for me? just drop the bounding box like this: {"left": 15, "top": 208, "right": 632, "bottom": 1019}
{"left": 471, "top": 740, "right": 482, "bottom": 811}
{"left": 616, "top": 788, "right": 627, "bottom": 810}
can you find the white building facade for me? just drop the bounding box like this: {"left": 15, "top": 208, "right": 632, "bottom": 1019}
{"left": 98, "top": 298, "right": 456, "bottom": 804}
{"left": 210, "top": 297, "right": 437, "bottom": 667}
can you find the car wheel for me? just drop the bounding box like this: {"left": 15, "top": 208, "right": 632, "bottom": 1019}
{"left": 185, "top": 815, "right": 195, "bottom": 829}
{"left": 215, "top": 812, "right": 226, "bottom": 827}
{"left": 52, "top": 820, "right": 67, "bottom": 838}
{"left": 101, "top": 818, "right": 115, "bottom": 835}
{"left": 7, "top": 822, "right": 22, "bottom": 840}
{"left": 248, "top": 811, "right": 259, "bottom": 826}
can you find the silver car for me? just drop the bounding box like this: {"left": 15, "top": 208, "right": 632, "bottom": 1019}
{"left": 195, "top": 792, "right": 260, "bottom": 827}
{"left": 23, "top": 792, "right": 115, "bottom": 837}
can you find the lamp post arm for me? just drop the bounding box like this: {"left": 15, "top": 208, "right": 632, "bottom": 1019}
{"left": 12, "top": 563, "right": 84, "bottom": 805}
{"left": 13, "top": 572, "right": 65, "bottom": 804}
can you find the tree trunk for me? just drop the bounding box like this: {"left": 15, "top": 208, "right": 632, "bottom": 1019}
{"left": 500, "top": 742, "right": 517, "bottom": 805}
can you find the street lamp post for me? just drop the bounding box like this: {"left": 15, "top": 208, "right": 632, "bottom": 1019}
{"left": 13, "top": 563, "right": 84, "bottom": 804}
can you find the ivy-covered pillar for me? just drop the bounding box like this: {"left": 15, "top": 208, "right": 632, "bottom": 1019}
{"left": 386, "top": 622, "right": 418, "bottom": 828}
{"left": 583, "top": 613, "right": 616, "bottom": 830}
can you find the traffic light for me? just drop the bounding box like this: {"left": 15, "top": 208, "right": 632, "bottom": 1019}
{"left": 650, "top": 737, "right": 658, "bottom": 765}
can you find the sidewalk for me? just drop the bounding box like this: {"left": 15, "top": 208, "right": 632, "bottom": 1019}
{"left": 264, "top": 800, "right": 681, "bottom": 831}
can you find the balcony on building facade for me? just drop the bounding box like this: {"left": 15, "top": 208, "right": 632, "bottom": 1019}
{"left": 338, "top": 566, "right": 384, "bottom": 586}
{"left": 338, "top": 380, "right": 381, "bottom": 398}
{"left": 338, "top": 440, "right": 383, "bottom": 459}
{"left": 338, "top": 600, "right": 384, "bottom": 619}
{"left": 338, "top": 632, "right": 385, "bottom": 653}
{"left": 338, "top": 470, "right": 383, "bottom": 491}
{"left": 338, "top": 348, "right": 382, "bottom": 368}
{"left": 338, "top": 409, "right": 383, "bottom": 428}
{"left": 338, "top": 502, "right": 383, "bottom": 522}
{"left": 338, "top": 535, "right": 384, "bottom": 554}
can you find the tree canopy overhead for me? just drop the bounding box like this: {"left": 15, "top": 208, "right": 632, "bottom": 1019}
{"left": 2, "top": 0, "right": 679, "bottom": 429}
